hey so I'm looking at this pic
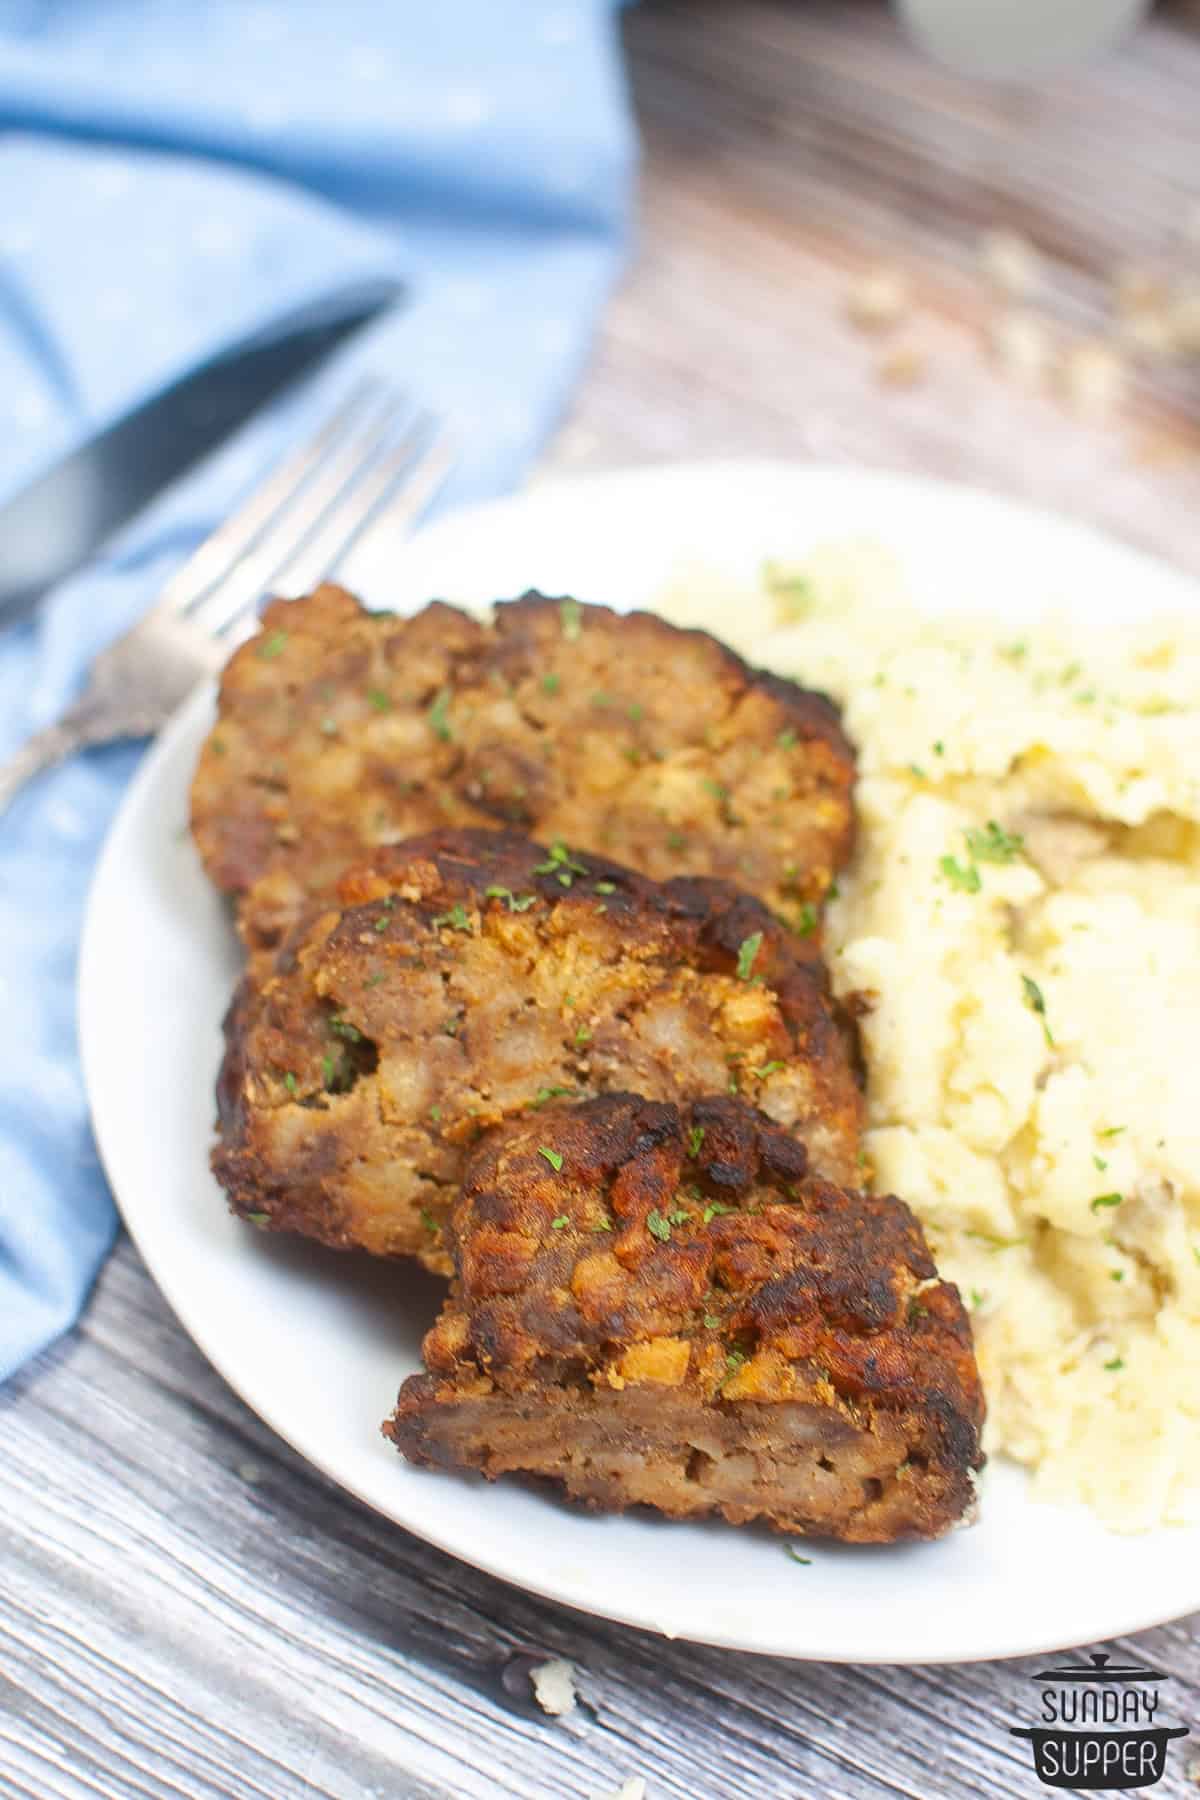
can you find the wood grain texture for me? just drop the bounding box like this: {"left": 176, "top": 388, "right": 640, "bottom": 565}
{"left": 552, "top": 0, "right": 1200, "bottom": 580}
{"left": 6, "top": 4, "right": 1200, "bottom": 1797}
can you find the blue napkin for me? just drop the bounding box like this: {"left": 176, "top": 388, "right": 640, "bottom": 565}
{"left": 0, "top": 0, "right": 635, "bottom": 1381}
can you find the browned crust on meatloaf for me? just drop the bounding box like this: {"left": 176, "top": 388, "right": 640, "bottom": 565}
{"left": 190, "top": 584, "right": 855, "bottom": 956}
{"left": 214, "top": 829, "right": 863, "bottom": 1269}
{"left": 384, "top": 1094, "right": 984, "bottom": 1543}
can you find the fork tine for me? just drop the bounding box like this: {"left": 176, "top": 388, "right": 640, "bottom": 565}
{"left": 335, "top": 425, "right": 457, "bottom": 567}
{"left": 186, "top": 385, "right": 412, "bottom": 637}
{"left": 152, "top": 376, "right": 385, "bottom": 620}
{"left": 267, "top": 416, "right": 455, "bottom": 602}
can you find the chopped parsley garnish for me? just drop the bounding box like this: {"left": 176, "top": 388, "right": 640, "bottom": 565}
{"left": 282, "top": 1072, "right": 298, "bottom": 1094}
{"left": 909, "top": 764, "right": 927, "bottom": 780}
{"left": 256, "top": 629, "right": 288, "bottom": 660}
{"left": 1104, "top": 1356, "right": 1125, "bottom": 1372}
{"left": 365, "top": 971, "right": 386, "bottom": 987}
{"left": 703, "top": 1200, "right": 737, "bottom": 1223}
{"left": 427, "top": 687, "right": 453, "bottom": 741}
{"left": 939, "top": 855, "right": 981, "bottom": 894}
{"left": 999, "top": 640, "right": 1027, "bottom": 663}
{"left": 560, "top": 597, "right": 583, "bottom": 641}
{"left": 573, "top": 1023, "right": 592, "bottom": 1047}
{"left": 541, "top": 672, "right": 561, "bottom": 696}
{"left": 535, "top": 841, "right": 588, "bottom": 885}
{"left": 969, "top": 1289, "right": 985, "bottom": 1310}
{"left": 753, "top": 1061, "right": 785, "bottom": 1079}
{"left": 592, "top": 1217, "right": 612, "bottom": 1233}
{"left": 628, "top": 700, "right": 644, "bottom": 723}
{"left": 328, "top": 1016, "right": 363, "bottom": 1042}
{"left": 796, "top": 902, "right": 818, "bottom": 937}
{"left": 538, "top": 1146, "right": 564, "bottom": 1173}
{"left": 209, "top": 736, "right": 227, "bottom": 755}
{"left": 784, "top": 1546, "right": 812, "bottom": 1565}
{"left": 666, "top": 830, "right": 687, "bottom": 853}
{"left": 1099, "top": 1125, "right": 1126, "bottom": 1139}
{"left": 966, "top": 1229, "right": 1026, "bottom": 1252}
{"left": 762, "top": 560, "right": 814, "bottom": 617}
{"left": 431, "top": 904, "right": 472, "bottom": 933}
{"left": 367, "top": 687, "right": 391, "bottom": 712}
{"left": 827, "top": 878, "right": 840, "bottom": 900}
{"left": 1093, "top": 1154, "right": 1108, "bottom": 1172}
{"left": 1110, "top": 1269, "right": 1124, "bottom": 1282}
{"left": 687, "top": 1125, "right": 705, "bottom": 1159}
{"left": 430, "top": 1105, "right": 441, "bottom": 1123}
{"left": 736, "top": 931, "right": 763, "bottom": 981}
{"left": 1021, "top": 975, "right": 1055, "bottom": 1046}
{"left": 703, "top": 1313, "right": 720, "bottom": 1330}
{"left": 646, "top": 1209, "right": 672, "bottom": 1242}
{"left": 777, "top": 728, "right": 798, "bottom": 750}
{"left": 966, "top": 819, "right": 1024, "bottom": 864}
{"left": 1090, "top": 1192, "right": 1123, "bottom": 1212}
{"left": 419, "top": 1209, "right": 438, "bottom": 1234}
{"left": 533, "top": 1085, "right": 576, "bottom": 1107}
{"left": 724, "top": 1349, "right": 748, "bottom": 1374}
{"left": 933, "top": 740, "right": 945, "bottom": 756}
{"left": 320, "top": 1053, "right": 336, "bottom": 1087}
{"left": 550, "top": 1216, "right": 569, "bottom": 1230}
{"left": 484, "top": 885, "right": 537, "bottom": 913}
{"left": 595, "top": 880, "right": 616, "bottom": 895}
{"left": 591, "top": 690, "right": 612, "bottom": 708}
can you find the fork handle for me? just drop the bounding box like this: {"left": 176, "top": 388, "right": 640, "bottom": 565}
{"left": 0, "top": 720, "right": 81, "bottom": 819}
{"left": 0, "top": 702, "right": 152, "bottom": 821}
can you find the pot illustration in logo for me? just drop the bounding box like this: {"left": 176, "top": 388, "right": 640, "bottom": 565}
{"left": 1010, "top": 1651, "right": 1189, "bottom": 1790}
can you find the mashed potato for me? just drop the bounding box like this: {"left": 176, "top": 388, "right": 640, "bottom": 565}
{"left": 656, "top": 543, "right": 1200, "bottom": 1531}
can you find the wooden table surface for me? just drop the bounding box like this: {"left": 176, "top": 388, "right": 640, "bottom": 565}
{"left": 5, "top": 4, "right": 1200, "bottom": 1797}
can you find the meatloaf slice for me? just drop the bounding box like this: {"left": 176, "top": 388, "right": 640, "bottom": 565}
{"left": 214, "top": 829, "right": 862, "bottom": 1271}
{"left": 190, "top": 584, "right": 855, "bottom": 956}
{"left": 385, "top": 1094, "right": 984, "bottom": 1543}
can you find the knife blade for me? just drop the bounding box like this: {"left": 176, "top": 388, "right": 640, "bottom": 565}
{"left": 0, "top": 276, "right": 402, "bottom": 628}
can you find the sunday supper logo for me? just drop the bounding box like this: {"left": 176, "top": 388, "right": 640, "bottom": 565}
{"left": 1009, "top": 1652, "right": 1189, "bottom": 1790}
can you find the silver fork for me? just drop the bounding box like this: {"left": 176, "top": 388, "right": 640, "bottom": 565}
{"left": 0, "top": 380, "right": 455, "bottom": 817}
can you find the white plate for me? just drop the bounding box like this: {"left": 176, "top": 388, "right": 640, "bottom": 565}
{"left": 80, "top": 461, "right": 1200, "bottom": 1664}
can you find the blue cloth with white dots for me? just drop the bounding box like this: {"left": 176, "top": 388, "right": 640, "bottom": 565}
{"left": 0, "top": 0, "right": 635, "bottom": 1381}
